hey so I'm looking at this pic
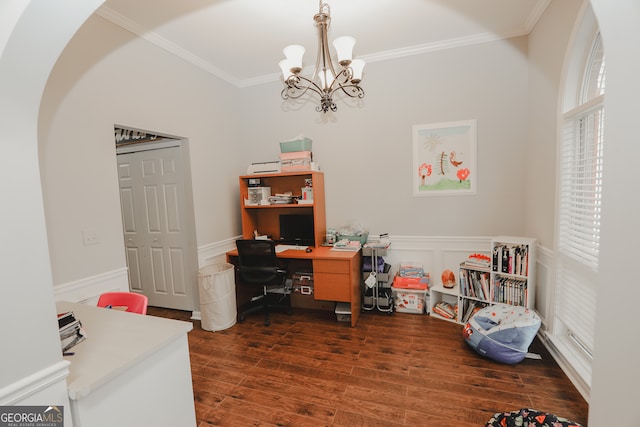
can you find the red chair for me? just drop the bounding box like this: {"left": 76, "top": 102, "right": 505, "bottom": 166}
{"left": 97, "top": 292, "right": 148, "bottom": 315}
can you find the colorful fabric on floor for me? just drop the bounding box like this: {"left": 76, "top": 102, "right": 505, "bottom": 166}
{"left": 485, "top": 408, "right": 584, "bottom": 427}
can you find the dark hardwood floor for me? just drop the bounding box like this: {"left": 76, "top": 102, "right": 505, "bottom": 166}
{"left": 148, "top": 306, "right": 588, "bottom": 427}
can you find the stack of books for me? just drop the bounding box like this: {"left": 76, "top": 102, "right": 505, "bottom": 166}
{"left": 461, "top": 301, "right": 487, "bottom": 323}
{"left": 398, "top": 263, "right": 424, "bottom": 278}
{"left": 58, "top": 311, "right": 86, "bottom": 353}
{"left": 268, "top": 193, "right": 293, "bottom": 204}
{"left": 463, "top": 253, "right": 491, "bottom": 269}
{"left": 331, "top": 239, "right": 362, "bottom": 251}
{"left": 363, "top": 233, "right": 391, "bottom": 250}
{"left": 432, "top": 301, "right": 457, "bottom": 320}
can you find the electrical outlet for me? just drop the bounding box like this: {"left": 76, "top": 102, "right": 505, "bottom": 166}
{"left": 82, "top": 230, "right": 99, "bottom": 246}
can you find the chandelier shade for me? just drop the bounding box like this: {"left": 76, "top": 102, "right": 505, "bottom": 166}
{"left": 280, "top": 1, "right": 365, "bottom": 113}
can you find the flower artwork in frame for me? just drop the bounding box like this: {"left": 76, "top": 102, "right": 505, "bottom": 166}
{"left": 412, "top": 119, "right": 477, "bottom": 196}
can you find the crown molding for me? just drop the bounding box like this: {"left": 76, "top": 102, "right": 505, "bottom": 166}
{"left": 95, "top": 6, "right": 242, "bottom": 87}
{"left": 526, "top": 0, "right": 552, "bottom": 33}
{"left": 96, "top": 3, "right": 546, "bottom": 89}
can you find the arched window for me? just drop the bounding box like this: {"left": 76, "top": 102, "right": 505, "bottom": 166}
{"left": 553, "top": 6, "right": 604, "bottom": 390}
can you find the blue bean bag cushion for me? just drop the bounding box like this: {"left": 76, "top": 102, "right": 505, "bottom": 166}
{"left": 486, "top": 408, "right": 583, "bottom": 427}
{"left": 463, "top": 305, "right": 541, "bottom": 364}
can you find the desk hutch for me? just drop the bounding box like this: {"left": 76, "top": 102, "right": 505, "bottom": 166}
{"left": 229, "top": 171, "right": 361, "bottom": 326}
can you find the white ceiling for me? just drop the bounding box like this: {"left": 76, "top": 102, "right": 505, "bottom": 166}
{"left": 97, "top": 0, "right": 550, "bottom": 87}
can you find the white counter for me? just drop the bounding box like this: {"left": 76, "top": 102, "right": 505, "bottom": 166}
{"left": 57, "top": 301, "right": 196, "bottom": 427}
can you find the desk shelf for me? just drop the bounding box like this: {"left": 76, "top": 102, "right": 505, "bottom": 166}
{"left": 235, "top": 172, "right": 361, "bottom": 326}
{"left": 243, "top": 204, "right": 313, "bottom": 209}
{"left": 239, "top": 171, "right": 326, "bottom": 247}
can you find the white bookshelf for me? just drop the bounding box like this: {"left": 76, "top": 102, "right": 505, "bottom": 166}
{"left": 429, "top": 236, "right": 536, "bottom": 324}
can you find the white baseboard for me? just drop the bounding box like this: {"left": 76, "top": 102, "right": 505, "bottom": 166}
{"left": 539, "top": 331, "right": 591, "bottom": 402}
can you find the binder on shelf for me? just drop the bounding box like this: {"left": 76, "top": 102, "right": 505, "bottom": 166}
{"left": 501, "top": 246, "right": 509, "bottom": 273}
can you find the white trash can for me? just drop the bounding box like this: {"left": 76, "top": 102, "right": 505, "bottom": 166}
{"left": 198, "top": 263, "right": 236, "bottom": 331}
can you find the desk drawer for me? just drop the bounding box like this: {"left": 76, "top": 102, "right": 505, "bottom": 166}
{"left": 314, "top": 272, "right": 350, "bottom": 302}
{"left": 313, "top": 259, "right": 350, "bottom": 274}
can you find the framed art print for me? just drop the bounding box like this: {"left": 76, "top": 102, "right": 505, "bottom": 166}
{"left": 412, "top": 119, "right": 477, "bottom": 196}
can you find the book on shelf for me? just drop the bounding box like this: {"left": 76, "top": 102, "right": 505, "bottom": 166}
{"left": 459, "top": 266, "right": 490, "bottom": 301}
{"left": 494, "top": 243, "right": 529, "bottom": 276}
{"left": 462, "top": 300, "right": 488, "bottom": 324}
{"left": 493, "top": 276, "right": 528, "bottom": 306}
{"left": 432, "top": 301, "right": 457, "bottom": 320}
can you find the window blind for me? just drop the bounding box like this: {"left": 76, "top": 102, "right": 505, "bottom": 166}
{"left": 555, "top": 33, "right": 604, "bottom": 359}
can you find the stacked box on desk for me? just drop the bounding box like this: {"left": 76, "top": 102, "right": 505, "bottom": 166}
{"left": 280, "top": 137, "right": 312, "bottom": 153}
{"left": 280, "top": 151, "right": 312, "bottom": 172}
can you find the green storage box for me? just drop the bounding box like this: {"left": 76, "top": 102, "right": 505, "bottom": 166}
{"left": 337, "top": 232, "right": 369, "bottom": 245}
{"left": 280, "top": 137, "right": 312, "bottom": 153}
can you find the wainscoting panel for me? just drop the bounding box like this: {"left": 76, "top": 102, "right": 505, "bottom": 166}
{"left": 0, "top": 361, "right": 73, "bottom": 422}
{"left": 53, "top": 267, "right": 129, "bottom": 304}
{"left": 379, "top": 235, "right": 492, "bottom": 283}
{"left": 197, "top": 236, "right": 238, "bottom": 268}
{"left": 535, "top": 244, "right": 553, "bottom": 330}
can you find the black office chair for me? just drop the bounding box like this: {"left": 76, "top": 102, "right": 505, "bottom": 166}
{"left": 235, "top": 239, "right": 291, "bottom": 326}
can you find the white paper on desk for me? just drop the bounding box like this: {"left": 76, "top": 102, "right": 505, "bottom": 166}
{"left": 275, "top": 244, "right": 308, "bottom": 253}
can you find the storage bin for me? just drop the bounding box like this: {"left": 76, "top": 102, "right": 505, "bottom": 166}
{"left": 292, "top": 272, "right": 313, "bottom": 295}
{"left": 246, "top": 186, "right": 271, "bottom": 205}
{"left": 391, "top": 287, "right": 428, "bottom": 314}
{"left": 392, "top": 275, "right": 429, "bottom": 290}
{"left": 335, "top": 302, "right": 351, "bottom": 322}
{"left": 280, "top": 151, "right": 312, "bottom": 172}
{"left": 198, "top": 263, "right": 237, "bottom": 331}
{"left": 280, "top": 137, "right": 312, "bottom": 153}
{"left": 337, "top": 232, "right": 369, "bottom": 245}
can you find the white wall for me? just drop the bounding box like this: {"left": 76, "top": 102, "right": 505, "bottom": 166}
{"left": 239, "top": 38, "right": 530, "bottom": 238}
{"left": 38, "top": 14, "right": 244, "bottom": 288}
{"left": 526, "top": 0, "right": 583, "bottom": 249}
{"left": 526, "top": 0, "right": 583, "bottom": 386}
{"left": 588, "top": 1, "right": 640, "bottom": 425}
{"left": 0, "top": 0, "right": 104, "bottom": 420}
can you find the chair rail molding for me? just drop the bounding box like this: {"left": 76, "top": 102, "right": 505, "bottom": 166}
{"left": 197, "top": 236, "right": 239, "bottom": 267}
{"left": 54, "top": 267, "right": 129, "bottom": 304}
{"left": 0, "top": 360, "right": 71, "bottom": 411}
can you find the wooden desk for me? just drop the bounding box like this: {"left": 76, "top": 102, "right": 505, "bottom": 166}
{"left": 227, "top": 246, "right": 361, "bottom": 327}
{"left": 57, "top": 301, "right": 196, "bottom": 427}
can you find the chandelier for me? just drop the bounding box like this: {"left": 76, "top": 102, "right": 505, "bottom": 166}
{"left": 279, "top": 1, "right": 365, "bottom": 113}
